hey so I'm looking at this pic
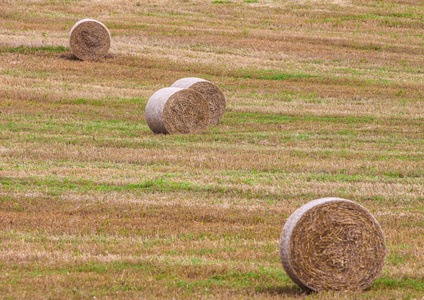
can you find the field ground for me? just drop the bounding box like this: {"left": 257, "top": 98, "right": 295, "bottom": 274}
{"left": 1, "top": 0, "right": 424, "bottom": 298}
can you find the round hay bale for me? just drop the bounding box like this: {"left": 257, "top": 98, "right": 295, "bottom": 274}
{"left": 145, "top": 87, "right": 210, "bottom": 134}
{"left": 69, "top": 19, "right": 111, "bottom": 61}
{"left": 279, "top": 197, "right": 386, "bottom": 292}
{"left": 171, "top": 77, "right": 226, "bottom": 126}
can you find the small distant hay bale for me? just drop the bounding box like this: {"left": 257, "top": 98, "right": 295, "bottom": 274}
{"left": 171, "top": 77, "right": 226, "bottom": 126}
{"left": 145, "top": 87, "right": 210, "bottom": 134}
{"left": 69, "top": 19, "right": 111, "bottom": 61}
{"left": 279, "top": 197, "right": 386, "bottom": 292}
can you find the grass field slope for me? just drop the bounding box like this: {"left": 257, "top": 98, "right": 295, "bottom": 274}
{"left": 1, "top": 0, "right": 423, "bottom": 298}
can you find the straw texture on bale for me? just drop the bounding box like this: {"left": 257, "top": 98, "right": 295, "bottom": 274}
{"left": 69, "top": 19, "right": 110, "bottom": 61}
{"left": 279, "top": 197, "right": 386, "bottom": 292}
{"left": 171, "top": 77, "right": 226, "bottom": 125}
{"left": 145, "top": 87, "right": 210, "bottom": 134}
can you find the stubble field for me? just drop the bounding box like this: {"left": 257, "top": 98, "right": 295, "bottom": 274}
{"left": 0, "top": 0, "right": 423, "bottom": 298}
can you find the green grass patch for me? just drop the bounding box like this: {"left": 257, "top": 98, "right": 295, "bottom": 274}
{"left": 226, "top": 112, "right": 377, "bottom": 125}
{"left": 234, "top": 69, "right": 315, "bottom": 81}
{"left": 374, "top": 277, "right": 424, "bottom": 291}
{"left": 0, "top": 45, "right": 69, "bottom": 54}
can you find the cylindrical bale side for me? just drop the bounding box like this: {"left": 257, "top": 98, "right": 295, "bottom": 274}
{"left": 145, "top": 87, "right": 210, "bottom": 134}
{"left": 279, "top": 197, "right": 386, "bottom": 292}
{"left": 69, "top": 19, "right": 111, "bottom": 61}
{"left": 171, "top": 77, "right": 226, "bottom": 126}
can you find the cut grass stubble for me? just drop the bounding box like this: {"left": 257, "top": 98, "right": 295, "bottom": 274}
{"left": 1, "top": 0, "right": 424, "bottom": 298}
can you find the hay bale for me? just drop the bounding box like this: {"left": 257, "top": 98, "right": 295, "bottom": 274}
{"left": 145, "top": 87, "right": 210, "bottom": 134}
{"left": 69, "top": 19, "right": 110, "bottom": 61}
{"left": 171, "top": 77, "right": 226, "bottom": 126}
{"left": 279, "top": 197, "right": 386, "bottom": 292}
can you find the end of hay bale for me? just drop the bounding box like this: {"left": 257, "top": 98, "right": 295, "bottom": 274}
{"left": 69, "top": 19, "right": 111, "bottom": 61}
{"left": 171, "top": 77, "right": 226, "bottom": 126}
{"left": 279, "top": 197, "right": 386, "bottom": 292}
{"left": 145, "top": 87, "right": 210, "bottom": 134}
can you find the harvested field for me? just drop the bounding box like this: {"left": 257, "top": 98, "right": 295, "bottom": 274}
{"left": 0, "top": 0, "right": 423, "bottom": 299}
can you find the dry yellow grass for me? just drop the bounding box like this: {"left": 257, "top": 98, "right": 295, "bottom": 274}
{"left": 1, "top": 0, "right": 424, "bottom": 298}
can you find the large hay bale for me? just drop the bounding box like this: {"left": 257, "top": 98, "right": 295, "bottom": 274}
{"left": 279, "top": 197, "right": 386, "bottom": 292}
{"left": 171, "top": 77, "right": 226, "bottom": 126}
{"left": 145, "top": 87, "right": 210, "bottom": 134}
{"left": 69, "top": 19, "right": 111, "bottom": 61}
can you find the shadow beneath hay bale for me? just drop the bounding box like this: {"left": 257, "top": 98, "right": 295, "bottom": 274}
{"left": 58, "top": 53, "right": 118, "bottom": 61}
{"left": 59, "top": 53, "right": 82, "bottom": 61}
{"left": 105, "top": 53, "right": 118, "bottom": 59}
{"left": 255, "top": 285, "right": 308, "bottom": 296}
